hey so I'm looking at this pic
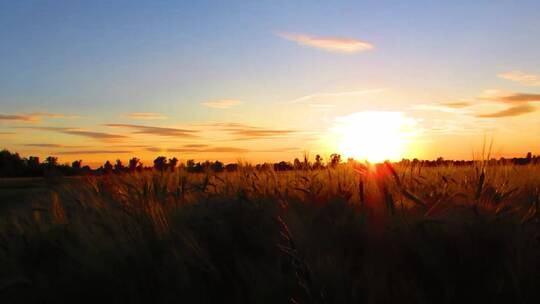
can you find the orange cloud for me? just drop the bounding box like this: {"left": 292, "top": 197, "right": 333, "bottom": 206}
{"left": 440, "top": 101, "right": 472, "bottom": 108}
{"left": 201, "top": 99, "right": 241, "bottom": 109}
{"left": 21, "top": 127, "right": 127, "bottom": 142}
{"left": 498, "top": 71, "right": 540, "bottom": 87}
{"left": 476, "top": 104, "right": 536, "bottom": 118}
{"left": 29, "top": 112, "right": 80, "bottom": 119}
{"left": 56, "top": 150, "right": 134, "bottom": 155}
{"left": 147, "top": 146, "right": 250, "bottom": 153}
{"left": 497, "top": 93, "right": 540, "bottom": 103}
{"left": 206, "top": 122, "right": 296, "bottom": 140}
{"left": 277, "top": 32, "right": 373, "bottom": 53}
{"left": 0, "top": 114, "right": 34, "bottom": 122}
{"left": 0, "top": 112, "right": 79, "bottom": 122}
{"left": 104, "top": 124, "right": 198, "bottom": 137}
{"left": 126, "top": 112, "right": 167, "bottom": 120}
{"left": 23, "top": 143, "right": 89, "bottom": 148}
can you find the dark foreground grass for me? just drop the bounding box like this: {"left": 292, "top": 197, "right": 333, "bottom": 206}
{"left": 1, "top": 163, "right": 539, "bottom": 303}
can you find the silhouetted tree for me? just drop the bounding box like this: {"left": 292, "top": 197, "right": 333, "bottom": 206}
{"left": 329, "top": 153, "right": 341, "bottom": 168}
{"left": 169, "top": 157, "right": 179, "bottom": 172}
{"left": 186, "top": 159, "right": 195, "bottom": 172}
{"left": 103, "top": 161, "right": 113, "bottom": 174}
{"left": 28, "top": 156, "right": 40, "bottom": 168}
{"left": 314, "top": 154, "right": 323, "bottom": 169}
{"left": 154, "top": 156, "right": 168, "bottom": 172}
{"left": 293, "top": 158, "right": 302, "bottom": 170}
{"left": 274, "top": 161, "right": 293, "bottom": 171}
{"left": 225, "top": 163, "right": 238, "bottom": 172}
{"left": 0, "top": 150, "right": 24, "bottom": 177}
{"left": 45, "top": 156, "right": 58, "bottom": 167}
{"left": 72, "top": 160, "right": 82, "bottom": 170}
{"left": 128, "top": 157, "right": 140, "bottom": 172}
{"left": 114, "top": 159, "right": 125, "bottom": 173}
{"left": 211, "top": 160, "right": 224, "bottom": 172}
{"left": 26, "top": 156, "right": 41, "bottom": 176}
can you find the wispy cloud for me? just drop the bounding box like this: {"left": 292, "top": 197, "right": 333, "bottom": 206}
{"left": 183, "top": 144, "right": 209, "bottom": 148}
{"left": 146, "top": 146, "right": 299, "bottom": 154}
{"left": 126, "top": 112, "right": 167, "bottom": 120}
{"left": 287, "top": 88, "right": 384, "bottom": 104}
{"left": 201, "top": 122, "right": 297, "bottom": 140}
{"left": 277, "top": 32, "right": 374, "bottom": 53}
{"left": 440, "top": 101, "right": 472, "bottom": 108}
{"left": 256, "top": 147, "right": 302, "bottom": 153}
{"left": 476, "top": 104, "right": 536, "bottom": 118}
{"left": 56, "top": 150, "right": 133, "bottom": 155}
{"left": 23, "top": 143, "right": 89, "bottom": 148}
{"left": 497, "top": 93, "right": 540, "bottom": 103}
{"left": 104, "top": 124, "right": 198, "bottom": 137}
{"left": 229, "top": 129, "right": 295, "bottom": 139}
{"left": 498, "top": 71, "right": 540, "bottom": 87}
{"left": 20, "top": 127, "right": 127, "bottom": 142}
{"left": 0, "top": 114, "right": 34, "bottom": 122}
{"left": 29, "top": 112, "right": 80, "bottom": 119}
{"left": 147, "top": 146, "right": 250, "bottom": 153}
{"left": 479, "top": 90, "right": 540, "bottom": 103}
{"left": 1, "top": 112, "right": 80, "bottom": 122}
{"left": 201, "top": 99, "right": 242, "bottom": 109}
{"left": 201, "top": 122, "right": 258, "bottom": 131}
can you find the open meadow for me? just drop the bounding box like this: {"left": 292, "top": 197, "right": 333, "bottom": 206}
{"left": 1, "top": 161, "right": 539, "bottom": 303}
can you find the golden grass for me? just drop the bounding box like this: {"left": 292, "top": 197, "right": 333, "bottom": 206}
{"left": 0, "top": 162, "right": 539, "bottom": 303}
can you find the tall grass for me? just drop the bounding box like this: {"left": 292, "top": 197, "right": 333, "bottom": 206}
{"left": 1, "top": 163, "right": 539, "bottom": 303}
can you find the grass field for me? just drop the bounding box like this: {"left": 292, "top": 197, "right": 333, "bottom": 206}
{"left": 1, "top": 162, "right": 539, "bottom": 303}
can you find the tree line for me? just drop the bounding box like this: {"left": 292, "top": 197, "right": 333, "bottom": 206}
{"left": 1, "top": 149, "right": 539, "bottom": 178}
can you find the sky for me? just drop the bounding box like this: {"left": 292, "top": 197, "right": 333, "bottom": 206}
{"left": 1, "top": 0, "right": 540, "bottom": 166}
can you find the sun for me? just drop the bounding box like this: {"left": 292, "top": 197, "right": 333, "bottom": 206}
{"left": 330, "top": 111, "right": 418, "bottom": 163}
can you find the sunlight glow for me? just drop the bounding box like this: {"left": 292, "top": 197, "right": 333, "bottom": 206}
{"left": 331, "top": 111, "right": 418, "bottom": 163}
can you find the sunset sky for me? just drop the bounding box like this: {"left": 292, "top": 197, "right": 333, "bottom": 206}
{"left": 1, "top": 1, "right": 540, "bottom": 166}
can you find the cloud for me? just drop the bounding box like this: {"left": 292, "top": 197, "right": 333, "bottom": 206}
{"left": 126, "top": 112, "right": 167, "bottom": 120}
{"left": 104, "top": 124, "right": 198, "bottom": 137}
{"left": 476, "top": 104, "right": 536, "bottom": 118}
{"left": 256, "top": 147, "right": 302, "bottom": 153}
{"left": 29, "top": 112, "right": 80, "bottom": 119}
{"left": 229, "top": 129, "right": 295, "bottom": 139}
{"left": 23, "top": 143, "right": 88, "bottom": 148}
{"left": 201, "top": 122, "right": 259, "bottom": 131}
{"left": 478, "top": 90, "right": 540, "bottom": 103}
{"left": 183, "top": 144, "right": 209, "bottom": 148}
{"left": 147, "top": 146, "right": 250, "bottom": 153}
{"left": 56, "top": 150, "right": 133, "bottom": 155}
{"left": 202, "top": 122, "right": 297, "bottom": 140}
{"left": 497, "top": 93, "right": 540, "bottom": 103}
{"left": 20, "top": 127, "right": 127, "bottom": 142}
{"left": 146, "top": 146, "right": 300, "bottom": 154}
{"left": 440, "top": 101, "right": 472, "bottom": 108}
{"left": 0, "top": 112, "right": 80, "bottom": 122}
{"left": 201, "top": 99, "right": 242, "bottom": 109}
{"left": 287, "top": 88, "right": 384, "bottom": 104}
{"left": 0, "top": 114, "right": 34, "bottom": 122}
{"left": 277, "top": 32, "right": 373, "bottom": 53}
{"left": 498, "top": 71, "right": 540, "bottom": 87}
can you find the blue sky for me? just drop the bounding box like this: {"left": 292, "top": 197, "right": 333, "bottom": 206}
{"left": 1, "top": 1, "right": 540, "bottom": 164}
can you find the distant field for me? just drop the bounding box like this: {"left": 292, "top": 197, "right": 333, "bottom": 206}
{"left": 0, "top": 178, "right": 50, "bottom": 213}
{"left": 0, "top": 177, "right": 85, "bottom": 213}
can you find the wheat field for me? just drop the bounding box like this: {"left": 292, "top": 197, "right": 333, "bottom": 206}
{"left": 1, "top": 162, "right": 539, "bottom": 303}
